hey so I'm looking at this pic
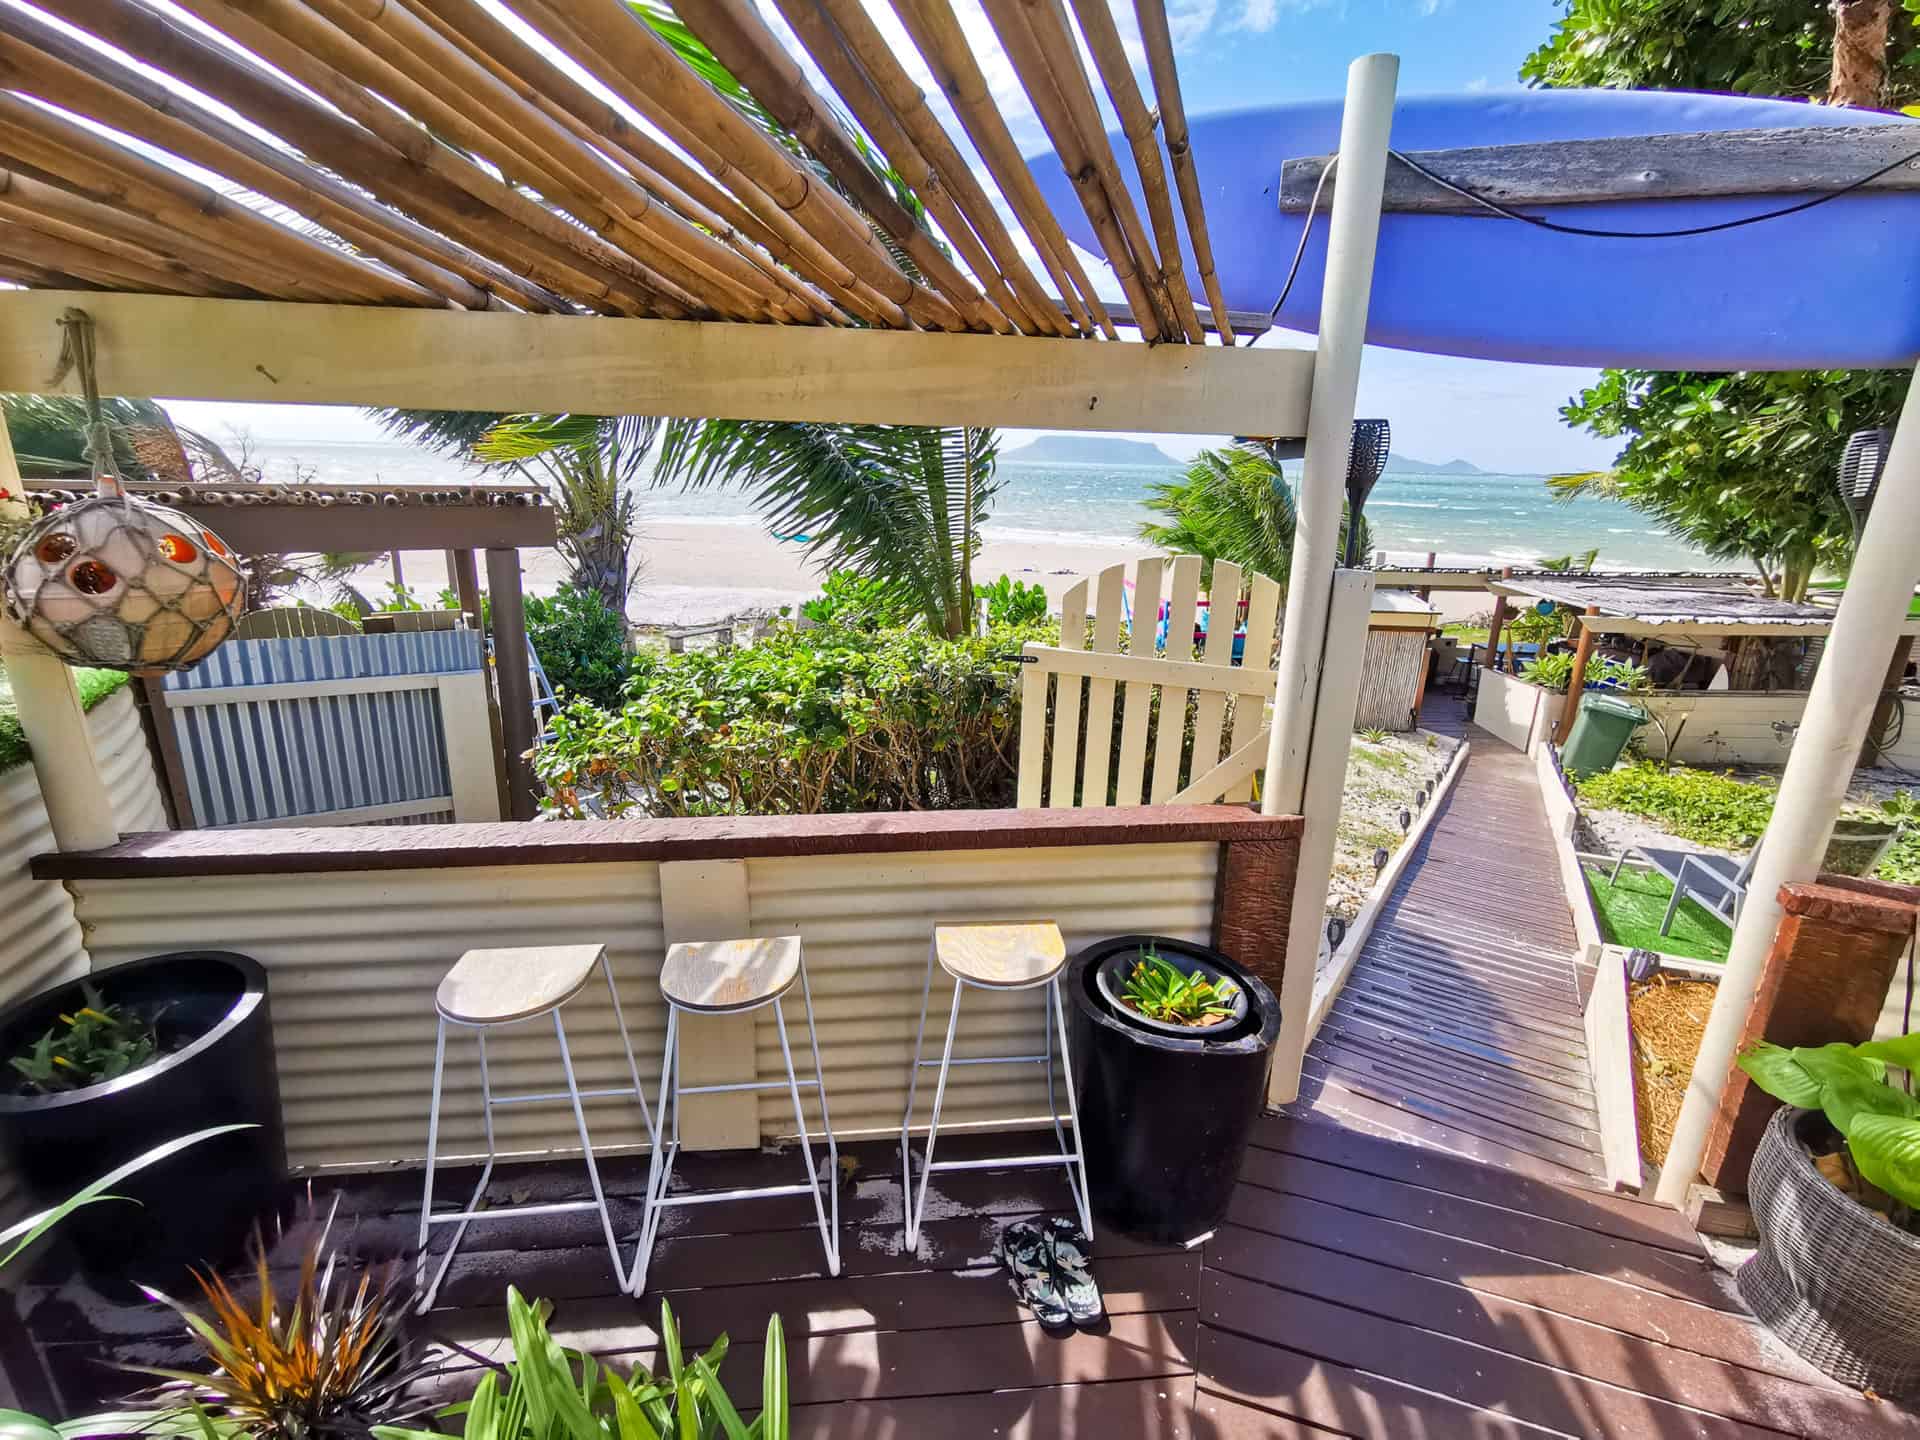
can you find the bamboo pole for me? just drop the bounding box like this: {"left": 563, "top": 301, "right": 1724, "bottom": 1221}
{"left": 974, "top": 0, "right": 1165, "bottom": 339}
{"left": 781, "top": 0, "right": 1072, "bottom": 336}
{"left": 155, "top": 0, "right": 679, "bottom": 316}
{"left": 1066, "top": 0, "right": 1205, "bottom": 342}
{"left": 0, "top": 214, "right": 207, "bottom": 295}
{"left": 891, "top": 0, "right": 1113, "bottom": 336}
{"left": 0, "top": 15, "right": 501, "bottom": 311}
{"left": 505, "top": 0, "right": 909, "bottom": 328}
{"left": 1134, "top": 0, "right": 1235, "bottom": 342}
{"left": 308, "top": 0, "right": 799, "bottom": 323}
{"left": 760, "top": 0, "right": 1039, "bottom": 332}
{"left": 1019, "top": 0, "right": 1179, "bottom": 337}
{"left": 0, "top": 93, "right": 434, "bottom": 307}
{"left": 29, "top": 0, "right": 563, "bottom": 313}
{"left": 524, "top": 0, "right": 965, "bottom": 331}
{"left": 395, "top": 0, "right": 845, "bottom": 323}
{"left": 186, "top": 0, "right": 719, "bottom": 318}
{"left": 670, "top": 0, "right": 1008, "bottom": 333}
{"left": 0, "top": 167, "right": 289, "bottom": 299}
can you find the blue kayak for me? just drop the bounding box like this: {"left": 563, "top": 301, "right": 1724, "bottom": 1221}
{"left": 1024, "top": 88, "right": 1920, "bottom": 369}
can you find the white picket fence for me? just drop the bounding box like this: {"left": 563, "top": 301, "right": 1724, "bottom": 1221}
{"left": 1016, "top": 556, "right": 1284, "bottom": 808}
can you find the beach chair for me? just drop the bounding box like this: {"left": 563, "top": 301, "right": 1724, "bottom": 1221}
{"left": 1609, "top": 825, "right": 1904, "bottom": 937}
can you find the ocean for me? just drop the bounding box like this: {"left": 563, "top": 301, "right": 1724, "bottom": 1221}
{"left": 237, "top": 438, "right": 1710, "bottom": 573}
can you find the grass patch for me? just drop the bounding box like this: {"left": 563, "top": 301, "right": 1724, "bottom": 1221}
{"left": 1576, "top": 760, "right": 1776, "bottom": 850}
{"left": 1442, "top": 623, "right": 1490, "bottom": 645}
{"left": 0, "top": 664, "right": 132, "bottom": 772}
{"left": 1583, "top": 864, "right": 1730, "bottom": 965}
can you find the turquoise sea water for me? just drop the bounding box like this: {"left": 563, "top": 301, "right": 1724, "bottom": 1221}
{"left": 242, "top": 440, "right": 1710, "bottom": 572}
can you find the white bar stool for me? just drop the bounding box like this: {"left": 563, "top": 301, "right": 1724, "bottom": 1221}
{"left": 899, "top": 922, "right": 1093, "bottom": 1251}
{"left": 627, "top": 934, "right": 838, "bottom": 1296}
{"left": 414, "top": 943, "right": 651, "bottom": 1313}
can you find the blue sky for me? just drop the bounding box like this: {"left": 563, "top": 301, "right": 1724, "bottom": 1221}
{"left": 169, "top": 0, "right": 1623, "bottom": 477}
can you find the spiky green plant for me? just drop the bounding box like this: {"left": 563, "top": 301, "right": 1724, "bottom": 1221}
{"left": 1119, "top": 948, "right": 1240, "bottom": 1027}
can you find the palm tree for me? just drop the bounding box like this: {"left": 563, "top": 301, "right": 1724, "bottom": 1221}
{"left": 1139, "top": 443, "right": 1369, "bottom": 593}
{"left": 655, "top": 420, "right": 998, "bottom": 638}
{"left": 370, "top": 409, "right": 655, "bottom": 609}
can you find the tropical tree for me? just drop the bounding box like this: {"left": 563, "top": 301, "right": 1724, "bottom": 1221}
{"left": 370, "top": 409, "right": 653, "bottom": 610}
{"left": 656, "top": 421, "right": 998, "bottom": 638}
{"left": 1138, "top": 443, "right": 1368, "bottom": 592}
{"left": 1524, "top": 1, "right": 1915, "bottom": 590}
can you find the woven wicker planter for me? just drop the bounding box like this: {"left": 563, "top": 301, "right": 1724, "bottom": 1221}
{"left": 1739, "top": 1106, "right": 1920, "bottom": 1397}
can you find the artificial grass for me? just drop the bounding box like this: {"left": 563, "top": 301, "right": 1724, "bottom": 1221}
{"left": 0, "top": 663, "right": 132, "bottom": 773}
{"left": 1582, "top": 864, "right": 1730, "bottom": 965}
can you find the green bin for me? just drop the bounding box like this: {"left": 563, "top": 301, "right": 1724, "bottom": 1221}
{"left": 1561, "top": 692, "right": 1649, "bottom": 779}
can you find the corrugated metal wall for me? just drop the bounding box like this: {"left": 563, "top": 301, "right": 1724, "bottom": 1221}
{"left": 160, "top": 632, "right": 481, "bottom": 826}
{"left": 0, "top": 687, "right": 168, "bottom": 1215}
{"left": 69, "top": 841, "right": 1219, "bottom": 1171}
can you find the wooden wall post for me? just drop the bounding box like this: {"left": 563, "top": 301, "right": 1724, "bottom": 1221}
{"left": 1482, "top": 567, "right": 1513, "bottom": 670}
{"left": 1555, "top": 605, "right": 1601, "bottom": 744}
{"left": 485, "top": 546, "right": 537, "bottom": 820}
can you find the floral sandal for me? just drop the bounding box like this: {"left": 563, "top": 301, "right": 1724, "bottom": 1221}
{"left": 994, "top": 1220, "right": 1071, "bottom": 1331}
{"left": 1039, "top": 1217, "right": 1105, "bottom": 1326}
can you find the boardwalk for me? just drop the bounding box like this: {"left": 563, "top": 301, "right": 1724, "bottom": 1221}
{"left": 1298, "top": 695, "right": 1605, "bottom": 1186}
{"left": 19, "top": 1117, "right": 1912, "bottom": 1437}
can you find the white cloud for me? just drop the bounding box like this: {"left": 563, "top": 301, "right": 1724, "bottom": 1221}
{"left": 1464, "top": 75, "right": 1490, "bottom": 93}
{"left": 1227, "top": 0, "right": 1279, "bottom": 34}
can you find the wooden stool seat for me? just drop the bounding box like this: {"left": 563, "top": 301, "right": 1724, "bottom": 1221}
{"left": 932, "top": 923, "right": 1067, "bottom": 989}
{"left": 435, "top": 944, "right": 605, "bottom": 1025}
{"left": 660, "top": 935, "right": 802, "bottom": 1013}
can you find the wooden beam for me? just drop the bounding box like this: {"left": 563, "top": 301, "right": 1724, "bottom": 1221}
{"left": 1554, "top": 604, "right": 1600, "bottom": 744}
{"left": 0, "top": 290, "right": 1313, "bottom": 436}
{"left": 1280, "top": 123, "right": 1920, "bottom": 214}
{"left": 486, "top": 546, "right": 537, "bottom": 821}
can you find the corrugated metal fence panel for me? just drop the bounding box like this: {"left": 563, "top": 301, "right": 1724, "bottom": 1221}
{"left": 74, "top": 863, "right": 667, "bottom": 1169}
{"left": 66, "top": 840, "right": 1221, "bottom": 1170}
{"left": 746, "top": 843, "right": 1220, "bottom": 1140}
{"left": 1354, "top": 629, "right": 1428, "bottom": 732}
{"left": 0, "top": 688, "right": 168, "bottom": 1216}
{"left": 163, "top": 632, "right": 481, "bottom": 827}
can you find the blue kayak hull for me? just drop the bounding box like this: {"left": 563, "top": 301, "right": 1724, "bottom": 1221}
{"left": 1024, "top": 88, "right": 1920, "bottom": 370}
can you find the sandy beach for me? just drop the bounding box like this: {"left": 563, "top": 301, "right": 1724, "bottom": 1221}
{"left": 374, "top": 521, "right": 1493, "bottom": 629}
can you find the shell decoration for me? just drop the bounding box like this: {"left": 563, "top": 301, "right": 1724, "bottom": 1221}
{"left": 3, "top": 495, "right": 245, "bottom": 672}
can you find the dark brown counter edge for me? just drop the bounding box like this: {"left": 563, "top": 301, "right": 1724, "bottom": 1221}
{"left": 34, "top": 805, "right": 1305, "bottom": 881}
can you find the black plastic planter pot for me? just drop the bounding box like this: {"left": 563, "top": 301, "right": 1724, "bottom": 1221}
{"left": 0, "top": 951, "right": 285, "bottom": 1283}
{"left": 1068, "top": 935, "right": 1279, "bottom": 1245}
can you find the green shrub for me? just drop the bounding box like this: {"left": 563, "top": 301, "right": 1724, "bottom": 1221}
{"left": 525, "top": 586, "right": 631, "bottom": 711}
{"left": 799, "top": 569, "right": 915, "bottom": 631}
{"left": 1575, "top": 761, "right": 1778, "bottom": 849}
{"left": 0, "top": 666, "right": 131, "bottom": 773}
{"left": 535, "top": 619, "right": 1047, "bottom": 817}
{"left": 980, "top": 574, "right": 1050, "bottom": 628}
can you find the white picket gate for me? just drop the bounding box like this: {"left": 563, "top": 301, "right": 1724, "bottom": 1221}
{"left": 1016, "top": 556, "right": 1284, "bottom": 808}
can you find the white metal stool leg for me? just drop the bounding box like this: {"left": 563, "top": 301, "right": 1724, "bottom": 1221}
{"left": 416, "top": 1024, "right": 502, "bottom": 1314}
{"left": 898, "top": 934, "right": 938, "bottom": 1247}
{"left": 414, "top": 1017, "right": 449, "bottom": 1303}
{"left": 775, "top": 995, "right": 839, "bottom": 1275}
{"left": 600, "top": 953, "right": 655, "bottom": 1140}
{"left": 906, "top": 979, "right": 964, "bottom": 1252}
{"left": 1050, "top": 977, "right": 1095, "bottom": 1241}
{"left": 553, "top": 1009, "right": 627, "bottom": 1285}
{"left": 629, "top": 1007, "right": 679, "bottom": 1296}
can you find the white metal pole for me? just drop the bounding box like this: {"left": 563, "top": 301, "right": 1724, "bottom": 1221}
{"left": 0, "top": 415, "right": 119, "bottom": 852}
{"left": 1271, "top": 571, "right": 1375, "bottom": 1104}
{"left": 1656, "top": 361, "right": 1920, "bottom": 1206}
{"left": 1262, "top": 51, "right": 1398, "bottom": 818}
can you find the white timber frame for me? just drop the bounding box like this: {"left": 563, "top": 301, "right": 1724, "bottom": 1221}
{"left": 0, "top": 52, "right": 1396, "bottom": 1120}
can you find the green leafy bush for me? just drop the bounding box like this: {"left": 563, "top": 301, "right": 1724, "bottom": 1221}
{"left": 8, "top": 982, "right": 162, "bottom": 1095}
{"left": 1519, "top": 652, "right": 1575, "bottom": 691}
{"left": 798, "top": 570, "right": 914, "bottom": 631}
{"left": 979, "top": 574, "right": 1050, "bottom": 629}
{"left": 1519, "top": 653, "right": 1649, "bottom": 694}
{"left": 0, "top": 666, "right": 131, "bottom": 772}
{"left": 1739, "top": 1033, "right": 1920, "bottom": 1226}
{"left": 536, "top": 619, "right": 1045, "bottom": 817}
{"left": 1576, "top": 761, "right": 1778, "bottom": 849}
{"left": 525, "top": 586, "right": 632, "bottom": 711}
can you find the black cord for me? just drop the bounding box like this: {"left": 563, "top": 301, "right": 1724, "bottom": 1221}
{"left": 1386, "top": 144, "right": 1920, "bottom": 240}
{"left": 1250, "top": 156, "right": 1337, "bottom": 344}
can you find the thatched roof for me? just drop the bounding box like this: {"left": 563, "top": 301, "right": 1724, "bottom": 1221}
{"left": 0, "top": 0, "right": 1236, "bottom": 342}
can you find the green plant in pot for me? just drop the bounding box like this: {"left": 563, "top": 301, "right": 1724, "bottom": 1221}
{"left": 8, "top": 982, "right": 163, "bottom": 1094}
{"left": 1117, "top": 947, "right": 1243, "bottom": 1030}
{"left": 1735, "top": 1032, "right": 1920, "bottom": 1396}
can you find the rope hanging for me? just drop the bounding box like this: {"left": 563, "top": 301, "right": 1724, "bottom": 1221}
{"left": 2, "top": 309, "right": 246, "bottom": 674}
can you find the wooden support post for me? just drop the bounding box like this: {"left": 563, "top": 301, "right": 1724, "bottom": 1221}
{"left": 449, "top": 548, "right": 483, "bottom": 627}
{"left": 135, "top": 674, "right": 193, "bottom": 828}
{"left": 485, "top": 546, "right": 537, "bottom": 820}
{"left": 1482, "top": 567, "right": 1514, "bottom": 671}
{"left": 1555, "top": 606, "right": 1600, "bottom": 744}
{"left": 1865, "top": 634, "right": 1915, "bottom": 766}
{"left": 0, "top": 417, "right": 118, "bottom": 851}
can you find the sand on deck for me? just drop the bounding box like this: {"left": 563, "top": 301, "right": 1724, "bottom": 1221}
{"left": 371, "top": 520, "right": 1493, "bottom": 628}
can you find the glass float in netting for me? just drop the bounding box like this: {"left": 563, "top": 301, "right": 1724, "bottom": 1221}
{"left": 3, "top": 494, "right": 245, "bottom": 672}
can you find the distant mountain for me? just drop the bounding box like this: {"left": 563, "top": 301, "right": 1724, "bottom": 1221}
{"left": 1002, "top": 435, "right": 1180, "bottom": 467}
{"left": 1383, "top": 454, "right": 1485, "bottom": 476}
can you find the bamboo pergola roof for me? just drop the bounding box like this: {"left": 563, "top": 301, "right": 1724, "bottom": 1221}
{"left": 0, "top": 0, "right": 1240, "bottom": 344}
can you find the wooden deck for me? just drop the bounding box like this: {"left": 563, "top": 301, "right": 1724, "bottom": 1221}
{"left": 15, "top": 1114, "right": 1912, "bottom": 1436}
{"left": 1302, "top": 695, "right": 1605, "bottom": 1186}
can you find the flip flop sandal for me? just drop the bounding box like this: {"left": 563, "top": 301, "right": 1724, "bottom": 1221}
{"left": 1039, "top": 1217, "right": 1105, "bottom": 1326}
{"left": 994, "top": 1220, "right": 1072, "bottom": 1331}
